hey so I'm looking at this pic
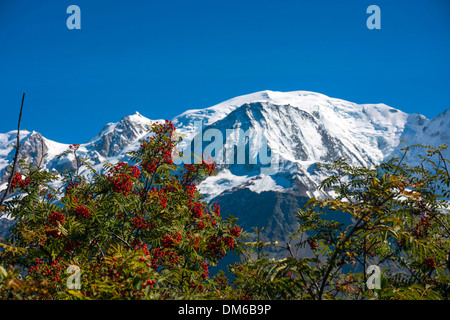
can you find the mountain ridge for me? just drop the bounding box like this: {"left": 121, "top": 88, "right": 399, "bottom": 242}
{"left": 1, "top": 90, "right": 448, "bottom": 254}
{"left": 1, "top": 89, "right": 448, "bottom": 201}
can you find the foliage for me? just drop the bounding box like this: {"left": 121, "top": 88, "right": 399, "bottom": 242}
{"left": 0, "top": 120, "right": 244, "bottom": 299}
{"left": 0, "top": 119, "right": 449, "bottom": 300}
{"left": 228, "top": 144, "right": 450, "bottom": 300}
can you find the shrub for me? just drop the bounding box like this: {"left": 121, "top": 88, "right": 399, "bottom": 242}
{"left": 0, "top": 120, "right": 244, "bottom": 300}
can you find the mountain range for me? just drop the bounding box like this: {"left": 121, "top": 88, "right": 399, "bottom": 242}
{"left": 1, "top": 90, "right": 449, "bottom": 257}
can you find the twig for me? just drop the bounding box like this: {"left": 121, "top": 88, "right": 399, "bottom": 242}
{"left": 113, "top": 233, "right": 131, "bottom": 248}
{"left": 0, "top": 93, "right": 26, "bottom": 212}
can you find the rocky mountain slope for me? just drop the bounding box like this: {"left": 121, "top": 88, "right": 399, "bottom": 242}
{"left": 1, "top": 90, "right": 448, "bottom": 257}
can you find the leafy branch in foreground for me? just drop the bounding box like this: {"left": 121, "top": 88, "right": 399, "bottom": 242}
{"left": 0, "top": 120, "right": 245, "bottom": 300}
{"left": 229, "top": 143, "right": 449, "bottom": 300}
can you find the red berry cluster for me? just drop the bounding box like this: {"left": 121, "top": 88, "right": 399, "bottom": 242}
{"left": 410, "top": 199, "right": 437, "bottom": 239}
{"left": 201, "top": 159, "right": 216, "bottom": 176}
{"left": 49, "top": 211, "right": 65, "bottom": 226}
{"left": 161, "top": 232, "right": 182, "bottom": 248}
{"left": 162, "top": 183, "right": 178, "bottom": 194}
{"left": 214, "top": 274, "right": 229, "bottom": 287}
{"left": 132, "top": 240, "right": 147, "bottom": 251}
{"left": 223, "top": 236, "right": 235, "bottom": 249}
{"left": 229, "top": 225, "right": 242, "bottom": 238}
{"left": 130, "top": 165, "right": 140, "bottom": 179}
{"left": 424, "top": 257, "right": 436, "bottom": 269}
{"left": 161, "top": 148, "right": 173, "bottom": 165}
{"left": 41, "top": 258, "right": 65, "bottom": 282}
{"left": 44, "top": 211, "right": 65, "bottom": 238}
{"left": 76, "top": 205, "right": 91, "bottom": 219}
{"left": 184, "top": 164, "right": 196, "bottom": 173}
{"left": 142, "top": 278, "right": 156, "bottom": 289}
{"left": 182, "top": 159, "right": 216, "bottom": 184}
{"left": 44, "top": 225, "right": 63, "bottom": 238}
{"left": 189, "top": 281, "right": 204, "bottom": 293}
{"left": 412, "top": 215, "right": 432, "bottom": 239}
{"left": 196, "top": 221, "right": 206, "bottom": 230}
{"left": 185, "top": 184, "right": 197, "bottom": 202}
{"left": 308, "top": 240, "right": 318, "bottom": 251}
{"left": 140, "top": 121, "right": 176, "bottom": 174}
{"left": 65, "top": 181, "right": 81, "bottom": 194}
{"left": 148, "top": 187, "right": 168, "bottom": 209}
{"left": 200, "top": 261, "right": 209, "bottom": 279}
{"left": 135, "top": 243, "right": 181, "bottom": 272}
{"left": 142, "top": 161, "right": 157, "bottom": 173}
{"left": 142, "top": 151, "right": 173, "bottom": 171}
{"left": 69, "top": 144, "right": 80, "bottom": 149}
{"left": 107, "top": 162, "right": 140, "bottom": 195}
{"left": 11, "top": 173, "right": 31, "bottom": 189}
{"left": 148, "top": 248, "right": 180, "bottom": 270}
{"left": 206, "top": 235, "right": 227, "bottom": 260}
{"left": 28, "top": 258, "right": 44, "bottom": 273}
{"left": 148, "top": 120, "right": 175, "bottom": 138}
{"left": 164, "top": 119, "right": 175, "bottom": 132}
{"left": 166, "top": 252, "right": 179, "bottom": 265}
{"left": 150, "top": 248, "right": 166, "bottom": 270}
{"left": 212, "top": 201, "right": 220, "bottom": 216}
{"left": 188, "top": 234, "right": 200, "bottom": 251}
{"left": 190, "top": 202, "right": 204, "bottom": 219}
{"left": 64, "top": 240, "right": 81, "bottom": 254}
{"left": 160, "top": 194, "right": 168, "bottom": 209}
{"left": 104, "top": 258, "right": 121, "bottom": 280}
{"left": 132, "top": 216, "right": 153, "bottom": 230}
{"left": 28, "top": 257, "right": 68, "bottom": 283}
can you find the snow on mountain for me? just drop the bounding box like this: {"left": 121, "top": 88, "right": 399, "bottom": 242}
{"left": 174, "top": 90, "right": 416, "bottom": 169}
{"left": 173, "top": 90, "right": 449, "bottom": 249}
{"left": 176, "top": 90, "right": 441, "bottom": 202}
{"left": 0, "top": 90, "right": 448, "bottom": 254}
{"left": 1, "top": 89, "right": 448, "bottom": 205}
{"left": 0, "top": 130, "right": 39, "bottom": 186}
{"left": 0, "top": 111, "right": 164, "bottom": 188}
{"left": 392, "top": 108, "right": 450, "bottom": 165}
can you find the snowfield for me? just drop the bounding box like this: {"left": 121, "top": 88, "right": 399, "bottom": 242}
{"left": 0, "top": 90, "right": 448, "bottom": 231}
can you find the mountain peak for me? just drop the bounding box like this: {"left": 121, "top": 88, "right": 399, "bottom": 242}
{"left": 1, "top": 89, "right": 448, "bottom": 191}
{"left": 122, "top": 111, "right": 149, "bottom": 123}
{"left": 172, "top": 90, "right": 334, "bottom": 129}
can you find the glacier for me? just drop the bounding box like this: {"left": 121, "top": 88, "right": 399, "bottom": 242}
{"left": 0, "top": 90, "right": 449, "bottom": 252}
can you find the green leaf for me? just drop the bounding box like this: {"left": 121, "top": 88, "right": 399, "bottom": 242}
{"left": 0, "top": 266, "right": 8, "bottom": 278}
{"left": 145, "top": 284, "right": 151, "bottom": 296}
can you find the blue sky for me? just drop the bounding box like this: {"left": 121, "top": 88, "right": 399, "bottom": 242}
{"left": 0, "top": 0, "right": 449, "bottom": 144}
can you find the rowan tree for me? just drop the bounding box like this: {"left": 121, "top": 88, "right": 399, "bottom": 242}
{"left": 228, "top": 143, "right": 450, "bottom": 300}
{"left": 0, "top": 120, "right": 244, "bottom": 300}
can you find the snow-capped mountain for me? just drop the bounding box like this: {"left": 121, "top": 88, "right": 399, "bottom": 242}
{"left": 1, "top": 90, "right": 449, "bottom": 252}
{"left": 174, "top": 91, "right": 449, "bottom": 248}
{"left": 173, "top": 91, "right": 448, "bottom": 199}
{"left": 0, "top": 112, "right": 162, "bottom": 189}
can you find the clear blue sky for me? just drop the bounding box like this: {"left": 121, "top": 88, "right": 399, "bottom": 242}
{"left": 1, "top": 0, "right": 449, "bottom": 144}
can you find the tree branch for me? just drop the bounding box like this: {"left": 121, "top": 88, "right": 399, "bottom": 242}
{"left": 0, "top": 93, "right": 26, "bottom": 212}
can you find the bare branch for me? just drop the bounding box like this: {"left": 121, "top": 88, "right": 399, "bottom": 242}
{"left": 0, "top": 93, "right": 26, "bottom": 212}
